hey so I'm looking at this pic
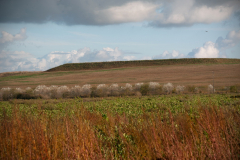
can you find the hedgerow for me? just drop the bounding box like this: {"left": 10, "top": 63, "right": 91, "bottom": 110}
{"left": 0, "top": 82, "right": 238, "bottom": 100}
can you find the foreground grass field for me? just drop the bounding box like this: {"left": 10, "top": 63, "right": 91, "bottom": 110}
{"left": 1, "top": 94, "right": 240, "bottom": 159}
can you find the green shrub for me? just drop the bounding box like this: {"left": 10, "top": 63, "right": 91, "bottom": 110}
{"left": 14, "top": 93, "right": 38, "bottom": 99}
{"left": 90, "top": 86, "right": 97, "bottom": 97}
{"left": 230, "top": 85, "right": 237, "bottom": 93}
{"left": 140, "top": 83, "right": 149, "bottom": 96}
{"left": 187, "top": 85, "right": 195, "bottom": 93}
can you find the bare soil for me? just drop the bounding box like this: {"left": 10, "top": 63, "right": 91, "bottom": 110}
{"left": 1, "top": 63, "right": 239, "bottom": 89}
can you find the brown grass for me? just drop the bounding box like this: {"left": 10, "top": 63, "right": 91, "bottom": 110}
{"left": 1, "top": 103, "right": 239, "bottom": 159}
{"left": 1, "top": 63, "right": 240, "bottom": 90}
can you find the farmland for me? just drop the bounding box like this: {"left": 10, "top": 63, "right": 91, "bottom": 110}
{"left": 0, "top": 58, "right": 240, "bottom": 159}
{"left": 0, "top": 94, "right": 240, "bottom": 159}
{"left": 0, "top": 58, "right": 240, "bottom": 89}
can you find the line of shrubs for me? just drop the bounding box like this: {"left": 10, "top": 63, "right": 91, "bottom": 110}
{"left": 0, "top": 83, "right": 237, "bottom": 100}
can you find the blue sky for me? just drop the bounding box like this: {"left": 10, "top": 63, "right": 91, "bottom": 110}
{"left": 0, "top": 0, "right": 240, "bottom": 72}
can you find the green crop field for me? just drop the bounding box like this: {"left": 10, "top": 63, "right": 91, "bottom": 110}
{"left": 1, "top": 94, "right": 240, "bottom": 159}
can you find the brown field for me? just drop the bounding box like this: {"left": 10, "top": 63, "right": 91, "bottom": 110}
{"left": 0, "top": 63, "right": 240, "bottom": 89}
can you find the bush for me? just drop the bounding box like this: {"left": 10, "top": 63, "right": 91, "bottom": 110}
{"left": 194, "top": 87, "right": 199, "bottom": 93}
{"left": 49, "top": 85, "right": 58, "bottom": 98}
{"left": 90, "top": 86, "right": 97, "bottom": 97}
{"left": 70, "top": 85, "right": 82, "bottom": 98}
{"left": 163, "top": 83, "right": 174, "bottom": 94}
{"left": 208, "top": 84, "right": 215, "bottom": 94}
{"left": 176, "top": 85, "right": 185, "bottom": 94}
{"left": 140, "top": 83, "right": 149, "bottom": 96}
{"left": 25, "top": 87, "right": 33, "bottom": 94}
{"left": 57, "top": 86, "right": 70, "bottom": 98}
{"left": 34, "top": 85, "right": 51, "bottom": 98}
{"left": 96, "top": 84, "right": 109, "bottom": 97}
{"left": 230, "top": 85, "right": 237, "bottom": 93}
{"left": 1, "top": 87, "right": 14, "bottom": 100}
{"left": 187, "top": 85, "right": 195, "bottom": 93}
{"left": 120, "top": 83, "right": 133, "bottom": 96}
{"left": 149, "top": 82, "right": 162, "bottom": 95}
{"left": 109, "top": 84, "right": 120, "bottom": 96}
{"left": 81, "top": 84, "right": 92, "bottom": 97}
{"left": 134, "top": 83, "right": 143, "bottom": 92}
{"left": 15, "top": 93, "right": 38, "bottom": 99}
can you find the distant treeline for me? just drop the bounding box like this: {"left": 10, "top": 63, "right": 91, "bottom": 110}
{"left": 46, "top": 58, "right": 240, "bottom": 72}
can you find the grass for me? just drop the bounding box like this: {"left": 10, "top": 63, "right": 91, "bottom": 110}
{"left": 47, "top": 58, "right": 240, "bottom": 72}
{"left": 1, "top": 59, "right": 240, "bottom": 89}
{"left": 0, "top": 94, "right": 240, "bottom": 159}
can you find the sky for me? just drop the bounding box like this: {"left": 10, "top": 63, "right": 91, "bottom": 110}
{"left": 0, "top": 0, "right": 240, "bottom": 73}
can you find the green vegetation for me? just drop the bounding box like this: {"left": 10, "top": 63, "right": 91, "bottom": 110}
{"left": 47, "top": 58, "right": 240, "bottom": 72}
{"left": 0, "top": 58, "right": 240, "bottom": 159}
{"left": 230, "top": 85, "right": 238, "bottom": 93}
{"left": 0, "top": 94, "right": 240, "bottom": 159}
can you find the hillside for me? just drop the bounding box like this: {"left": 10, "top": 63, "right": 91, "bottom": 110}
{"left": 46, "top": 58, "right": 240, "bottom": 72}
{"left": 0, "top": 58, "right": 240, "bottom": 89}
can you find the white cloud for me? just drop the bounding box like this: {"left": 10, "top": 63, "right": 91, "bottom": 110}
{"left": 150, "top": 0, "right": 236, "bottom": 27}
{"left": 97, "top": 1, "right": 159, "bottom": 23}
{"left": 103, "top": 47, "right": 114, "bottom": 52}
{"left": 0, "top": 47, "right": 137, "bottom": 72}
{"left": 0, "top": 50, "right": 39, "bottom": 72}
{"left": 123, "top": 56, "right": 136, "bottom": 61}
{"left": 187, "top": 30, "right": 240, "bottom": 59}
{"left": 153, "top": 50, "right": 184, "bottom": 59}
{"left": 216, "top": 30, "right": 240, "bottom": 49}
{"left": 188, "top": 41, "right": 219, "bottom": 58}
{"left": 0, "top": 28, "right": 27, "bottom": 43}
{"left": 0, "top": 28, "right": 137, "bottom": 72}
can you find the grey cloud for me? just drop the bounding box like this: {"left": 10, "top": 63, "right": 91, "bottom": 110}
{"left": 235, "top": 11, "right": 240, "bottom": 25}
{"left": 194, "top": 0, "right": 240, "bottom": 7}
{"left": 0, "top": 0, "right": 136, "bottom": 25}
{"left": 0, "top": 0, "right": 238, "bottom": 27}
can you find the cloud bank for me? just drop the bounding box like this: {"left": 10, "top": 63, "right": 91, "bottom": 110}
{"left": 0, "top": 0, "right": 239, "bottom": 27}
{"left": 187, "top": 41, "right": 220, "bottom": 58}
{"left": 0, "top": 47, "right": 137, "bottom": 72}
{"left": 154, "top": 29, "right": 240, "bottom": 59}
{"left": 153, "top": 50, "right": 184, "bottom": 59}
{"left": 0, "top": 28, "right": 27, "bottom": 43}
{"left": 1, "top": 28, "right": 240, "bottom": 72}
{"left": 216, "top": 30, "right": 240, "bottom": 49}
{"left": 0, "top": 29, "right": 137, "bottom": 72}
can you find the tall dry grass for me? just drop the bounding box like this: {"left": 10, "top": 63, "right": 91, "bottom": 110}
{"left": 0, "top": 106, "right": 102, "bottom": 159}
{"left": 0, "top": 102, "right": 239, "bottom": 159}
